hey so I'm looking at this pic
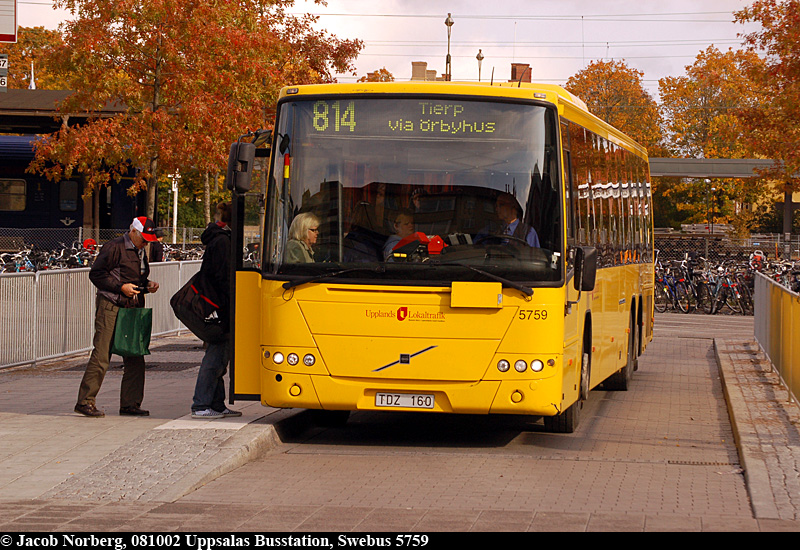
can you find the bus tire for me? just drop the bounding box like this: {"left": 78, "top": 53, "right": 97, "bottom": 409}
{"left": 604, "top": 314, "right": 636, "bottom": 391}
{"left": 309, "top": 409, "right": 350, "bottom": 427}
{"left": 543, "top": 400, "right": 580, "bottom": 434}
{"left": 544, "top": 346, "right": 588, "bottom": 434}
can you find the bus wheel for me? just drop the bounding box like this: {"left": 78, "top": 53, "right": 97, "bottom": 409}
{"left": 544, "top": 350, "right": 587, "bottom": 434}
{"left": 309, "top": 409, "right": 350, "bottom": 427}
{"left": 544, "top": 400, "right": 580, "bottom": 434}
{"left": 604, "top": 314, "right": 636, "bottom": 391}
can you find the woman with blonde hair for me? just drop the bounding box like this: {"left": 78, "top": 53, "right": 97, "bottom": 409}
{"left": 286, "top": 212, "right": 321, "bottom": 263}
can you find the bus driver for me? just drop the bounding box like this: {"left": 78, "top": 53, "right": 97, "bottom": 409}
{"left": 477, "top": 193, "right": 540, "bottom": 247}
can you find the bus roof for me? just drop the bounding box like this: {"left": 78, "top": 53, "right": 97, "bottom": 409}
{"left": 280, "top": 80, "right": 586, "bottom": 108}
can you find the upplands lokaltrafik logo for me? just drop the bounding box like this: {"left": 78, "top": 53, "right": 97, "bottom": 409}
{"left": 364, "top": 306, "right": 445, "bottom": 322}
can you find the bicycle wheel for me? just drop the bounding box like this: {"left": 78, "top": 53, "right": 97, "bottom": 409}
{"left": 654, "top": 284, "right": 669, "bottom": 313}
{"left": 737, "top": 279, "right": 753, "bottom": 315}
{"left": 675, "top": 282, "right": 691, "bottom": 313}
{"left": 725, "top": 285, "right": 744, "bottom": 315}
{"left": 712, "top": 286, "right": 727, "bottom": 315}
{"left": 697, "top": 283, "right": 714, "bottom": 315}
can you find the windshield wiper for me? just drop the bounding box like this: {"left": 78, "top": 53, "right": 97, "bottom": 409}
{"left": 282, "top": 266, "right": 387, "bottom": 290}
{"left": 428, "top": 260, "right": 533, "bottom": 297}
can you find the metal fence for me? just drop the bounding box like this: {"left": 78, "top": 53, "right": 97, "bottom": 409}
{"left": 0, "top": 260, "right": 201, "bottom": 370}
{"left": 655, "top": 233, "right": 800, "bottom": 264}
{"left": 754, "top": 271, "right": 800, "bottom": 408}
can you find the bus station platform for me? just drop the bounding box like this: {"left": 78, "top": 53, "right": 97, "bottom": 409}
{"left": 0, "top": 314, "right": 799, "bottom": 532}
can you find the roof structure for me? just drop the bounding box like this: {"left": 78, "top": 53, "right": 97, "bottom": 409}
{"left": 0, "top": 89, "right": 125, "bottom": 134}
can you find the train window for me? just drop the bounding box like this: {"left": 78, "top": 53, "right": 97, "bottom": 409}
{"left": 59, "top": 180, "right": 79, "bottom": 211}
{"left": 0, "top": 179, "right": 26, "bottom": 211}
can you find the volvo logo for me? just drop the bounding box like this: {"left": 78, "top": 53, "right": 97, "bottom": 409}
{"left": 373, "top": 346, "right": 437, "bottom": 372}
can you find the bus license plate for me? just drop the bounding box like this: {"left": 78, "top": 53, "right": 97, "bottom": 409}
{"left": 375, "top": 392, "right": 434, "bottom": 409}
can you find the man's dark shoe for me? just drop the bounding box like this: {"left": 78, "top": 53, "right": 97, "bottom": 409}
{"left": 119, "top": 406, "right": 150, "bottom": 416}
{"left": 74, "top": 403, "right": 105, "bottom": 417}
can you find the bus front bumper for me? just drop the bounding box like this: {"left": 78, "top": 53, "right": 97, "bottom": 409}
{"left": 261, "top": 370, "right": 564, "bottom": 416}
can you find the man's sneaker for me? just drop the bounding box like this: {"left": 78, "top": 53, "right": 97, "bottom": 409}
{"left": 191, "top": 408, "right": 224, "bottom": 419}
{"left": 221, "top": 407, "right": 242, "bottom": 417}
{"left": 74, "top": 403, "right": 105, "bottom": 417}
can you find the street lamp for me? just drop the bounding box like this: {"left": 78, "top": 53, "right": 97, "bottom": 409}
{"left": 171, "top": 172, "right": 180, "bottom": 244}
{"left": 444, "top": 13, "right": 454, "bottom": 81}
{"left": 476, "top": 49, "right": 484, "bottom": 82}
{"left": 704, "top": 179, "right": 712, "bottom": 234}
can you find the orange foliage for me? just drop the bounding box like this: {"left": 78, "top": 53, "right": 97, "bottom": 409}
{"left": 27, "top": 0, "right": 362, "bottom": 217}
{"left": 565, "top": 60, "right": 663, "bottom": 153}
{"left": 736, "top": 0, "right": 800, "bottom": 189}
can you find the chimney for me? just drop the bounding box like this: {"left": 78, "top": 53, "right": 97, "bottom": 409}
{"left": 411, "top": 62, "right": 428, "bottom": 81}
{"left": 412, "top": 61, "right": 441, "bottom": 81}
{"left": 510, "top": 63, "right": 531, "bottom": 83}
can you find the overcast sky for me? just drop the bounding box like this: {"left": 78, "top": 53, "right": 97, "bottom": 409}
{"left": 16, "top": 0, "right": 762, "bottom": 98}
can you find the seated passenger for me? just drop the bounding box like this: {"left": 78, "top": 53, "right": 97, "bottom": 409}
{"left": 477, "top": 192, "right": 540, "bottom": 247}
{"left": 285, "top": 212, "right": 320, "bottom": 263}
{"left": 383, "top": 209, "right": 415, "bottom": 261}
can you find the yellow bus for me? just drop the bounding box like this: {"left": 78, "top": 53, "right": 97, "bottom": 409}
{"left": 228, "top": 81, "right": 654, "bottom": 433}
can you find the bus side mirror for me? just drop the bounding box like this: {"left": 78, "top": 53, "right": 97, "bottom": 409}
{"left": 226, "top": 142, "right": 256, "bottom": 192}
{"left": 574, "top": 247, "right": 597, "bottom": 292}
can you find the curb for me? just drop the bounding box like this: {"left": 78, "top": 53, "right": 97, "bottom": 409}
{"left": 40, "top": 408, "right": 305, "bottom": 503}
{"left": 150, "top": 411, "right": 290, "bottom": 502}
{"left": 714, "top": 338, "right": 780, "bottom": 520}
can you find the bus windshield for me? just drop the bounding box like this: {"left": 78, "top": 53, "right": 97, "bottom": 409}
{"left": 264, "top": 96, "right": 563, "bottom": 285}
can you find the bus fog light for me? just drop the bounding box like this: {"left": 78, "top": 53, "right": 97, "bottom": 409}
{"left": 514, "top": 360, "right": 527, "bottom": 372}
{"left": 287, "top": 353, "right": 299, "bottom": 365}
{"left": 531, "top": 359, "right": 544, "bottom": 372}
{"left": 497, "top": 359, "right": 510, "bottom": 372}
{"left": 303, "top": 354, "right": 316, "bottom": 366}
{"left": 273, "top": 352, "right": 284, "bottom": 364}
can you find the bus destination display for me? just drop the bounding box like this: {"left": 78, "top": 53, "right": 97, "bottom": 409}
{"left": 306, "top": 99, "right": 508, "bottom": 138}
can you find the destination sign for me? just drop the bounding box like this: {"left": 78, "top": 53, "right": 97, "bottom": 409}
{"left": 295, "top": 98, "right": 528, "bottom": 140}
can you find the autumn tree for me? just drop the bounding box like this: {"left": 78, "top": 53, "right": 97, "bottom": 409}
{"left": 29, "top": 0, "right": 362, "bottom": 222}
{"left": 735, "top": 0, "right": 800, "bottom": 234}
{"left": 658, "top": 46, "right": 764, "bottom": 234}
{"left": 358, "top": 67, "right": 394, "bottom": 82}
{"left": 565, "top": 60, "right": 663, "bottom": 152}
{"left": 1, "top": 26, "right": 71, "bottom": 89}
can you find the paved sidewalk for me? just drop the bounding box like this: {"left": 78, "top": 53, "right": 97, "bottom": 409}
{"left": 716, "top": 338, "right": 800, "bottom": 521}
{"left": 0, "top": 334, "right": 289, "bottom": 503}
{"left": 0, "top": 316, "right": 799, "bottom": 531}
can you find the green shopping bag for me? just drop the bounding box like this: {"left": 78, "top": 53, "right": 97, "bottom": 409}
{"left": 111, "top": 307, "right": 152, "bottom": 357}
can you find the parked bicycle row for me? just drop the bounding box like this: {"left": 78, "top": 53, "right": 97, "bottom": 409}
{"left": 1, "top": 241, "right": 205, "bottom": 272}
{"left": 654, "top": 249, "right": 800, "bottom": 316}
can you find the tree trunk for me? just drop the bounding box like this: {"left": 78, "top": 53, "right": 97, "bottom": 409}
{"left": 146, "top": 157, "right": 158, "bottom": 219}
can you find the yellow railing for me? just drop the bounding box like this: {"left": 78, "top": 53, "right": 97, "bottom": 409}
{"left": 754, "top": 272, "right": 800, "bottom": 406}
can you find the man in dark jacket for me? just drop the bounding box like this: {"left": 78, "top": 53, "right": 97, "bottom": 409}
{"left": 191, "top": 202, "right": 241, "bottom": 419}
{"left": 74, "top": 217, "right": 161, "bottom": 417}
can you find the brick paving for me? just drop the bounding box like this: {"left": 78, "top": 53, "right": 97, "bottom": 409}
{"left": 0, "top": 316, "right": 799, "bottom": 531}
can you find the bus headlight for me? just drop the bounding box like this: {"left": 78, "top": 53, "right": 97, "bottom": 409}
{"left": 287, "top": 353, "right": 299, "bottom": 366}
{"left": 303, "top": 354, "right": 316, "bottom": 366}
{"left": 514, "top": 360, "right": 528, "bottom": 372}
{"left": 531, "top": 359, "right": 544, "bottom": 372}
{"left": 497, "top": 359, "right": 510, "bottom": 372}
{"left": 273, "top": 352, "right": 284, "bottom": 364}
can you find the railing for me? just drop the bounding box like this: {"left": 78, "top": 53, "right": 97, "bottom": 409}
{"left": 0, "top": 260, "right": 201, "bottom": 370}
{"left": 754, "top": 271, "right": 800, "bottom": 407}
